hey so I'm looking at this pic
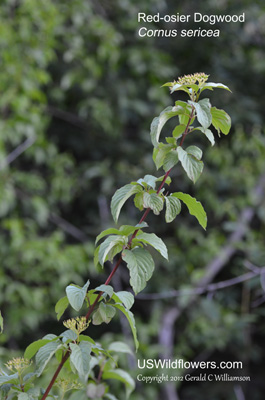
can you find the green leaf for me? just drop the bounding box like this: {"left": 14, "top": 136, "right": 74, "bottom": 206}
{"left": 102, "top": 369, "right": 135, "bottom": 399}
{"left": 113, "top": 291, "right": 134, "bottom": 310}
{"left": 211, "top": 107, "right": 231, "bottom": 135}
{"left": 173, "top": 192, "right": 207, "bottom": 230}
{"left": 25, "top": 339, "right": 56, "bottom": 360}
{"left": 135, "top": 232, "right": 168, "bottom": 260}
{"left": 134, "top": 191, "right": 144, "bottom": 211}
{"left": 95, "top": 228, "right": 120, "bottom": 244}
{"left": 194, "top": 127, "right": 215, "bottom": 146}
{"left": 170, "top": 83, "right": 199, "bottom": 94}
{"left": 189, "top": 98, "right": 212, "bottom": 129}
{"left": 203, "top": 129, "right": 215, "bottom": 146}
{"left": 143, "top": 192, "right": 164, "bottom": 215}
{"left": 104, "top": 393, "right": 119, "bottom": 400}
{"left": 177, "top": 146, "right": 204, "bottom": 183}
{"left": 92, "top": 302, "right": 116, "bottom": 325}
{"left": 156, "top": 175, "right": 172, "bottom": 185}
{"left": 18, "top": 393, "right": 30, "bottom": 400}
{"left": 79, "top": 335, "right": 96, "bottom": 345}
{"left": 66, "top": 280, "right": 90, "bottom": 312}
{"left": 111, "top": 184, "right": 143, "bottom": 223}
{"left": 55, "top": 296, "right": 69, "bottom": 321}
{"left": 161, "top": 81, "right": 173, "bottom": 87}
{"left": 150, "top": 106, "right": 181, "bottom": 147}
{"left": 172, "top": 124, "right": 186, "bottom": 138}
{"left": 163, "top": 149, "right": 178, "bottom": 172}
{"left": 186, "top": 145, "right": 202, "bottom": 160}
{"left": 165, "top": 196, "right": 181, "bottom": 223}
{"left": 94, "top": 284, "right": 114, "bottom": 298}
{"left": 60, "top": 330, "right": 78, "bottom": 344}
{"left": 200, "top": 82, "right": 231, "bottom": 93}
{"left": 36, "top": 341, "right": 63, "bottom": 376}
{"left": 153, "top": 143, "right": 173, "bottom": 170}
{"left": 86, "top": 383, "right": 106, "bottom": 399}
{"left": 137, "top": 174, "right": 157, "bottom": 189}
{"left": 175, "top": 100, "right": 189, "bottom": 108}
{"left": 96, "top": 226, "right": 139, "bottom": 245}
{"left": 118, "top": 225, "right": 138, "bottom": 236}
{"left": 22, "top": 372, "right": 37, "bottom": 383}
{"left": 69, "top": 342, "right": 92, "bottom": 382}
{"left": 42, "top": 333, "right": 58, "bottom": 340}
{"left": 0, "top": 373, "right": 19, "bottom": 385}
{"left": 108, "top": 341, "right": 133, "bottom": 355}
{"left": 67, "top": 390, "right": 88, "bottom": 400}
{"left": 179, "top": 112, "right": 195, "bottom": 126}
{"left": 136, "top": 222, "right": 148, "bottom": 229}
{"left": 165, "top": 137, "right": 176, "bottom": 145}
{"left": 98, "top": 235, "right": 127, "bottom": 266}
{"left": 122, "top": 248, "right": 155, "bottom": 294}
{"left": 86, "top": 290, "right": 100, "bottom": 308}
{"left": 94, "top": 245, "right": 100, "bottom": 268}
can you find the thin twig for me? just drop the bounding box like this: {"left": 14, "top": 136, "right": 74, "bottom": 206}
{"left": 47, "top": 106, "right": 87, "bottom": 130}
{"left": 49, "top": 213, "right": 88, "bottom": 242}
{"left": 156, "top": 171, "right": 265, "bottom": 351}
{"left": 244, "top": 260, "right": 261, "bottom": 274}
{"left": 137, "top": 271, "right": 260, "bottom": 300}
{"left": 15, "top": 187, "right": 89, "bottom": 243}
{"left": 234, "top": 384, "right": 245, "bottom": 400}
{"left": 0, "top": 136, "right": 36, "bottom": 170}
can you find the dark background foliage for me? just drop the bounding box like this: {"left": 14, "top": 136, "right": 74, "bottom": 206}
{"left": 1, "top": 0, "right": 265, "bottom": 399}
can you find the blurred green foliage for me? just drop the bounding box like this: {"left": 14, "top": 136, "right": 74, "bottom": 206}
{"left": 1, "top": 0, "right": 265, "bottom": 399}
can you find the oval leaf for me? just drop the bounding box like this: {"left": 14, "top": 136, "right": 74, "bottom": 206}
{"left": 122, "top": 248, "right": 155, "bottom": 294}
{"left": 102, "top": 369, "right": 135, "bottom": 399}
{"left": 135, "top": 231, "right": 168, "bottom": 260}
{"left": 211, "top": 106, "right": 231, "bottom": 135}
{"left": 200, "top": 82, "right": 232, "bottom": 93}
{"left": 25, "top": 339, "right": 54, "bottom": 360}
{"left": 66, "top": 280, "right": 90, "bottom": 311}
{"left": 186, "top": 145, "right": 202, "bottom": 160}
{"left": 98, "top": 235, "right": 127, "bottom": 266}
{"left": 94, "top": 284, "right": 114, "bottom": 298}
{"left": 172, "top": 124, "right": 186, "bottom": 138}
{"left": 70, "top": 342, "right": 92, "bottom": 381}
{"left": 55, "top": 296, "right": 69, "bottom": 320}
{"left": 92, "top": 303, "right": 116, "bottom": 325}
{"left": 153, "top": 144, "right": 173, "bottom": 170}
{"left": 113, "top": 291, "right": 134, "bottom": 310}
{"left": 177, "top": 146, "right": 204, "bottom": 183}
{"left": 163, "top": 149, "right": 178, "bottom": 172}
{"left": 36, "top": 341, "right": 63, "bottom": 376}
{"left": 189, "top": 98, "right": 212, "bottom": 129}
{"left": 165, "top": 196, "right": 181, "bottom": 223}
{"left": 108, "top": 341, "right": 133, "bottom": 355}
{"left": 112, "top": 303, "right": 138, "bottom": 350}
{"left": 143, "top": 192, "right": 164, "bottom": 215}
{"left": 111, "top": 184, "right": 143, "bottom": 223}
{"left": 173, "top": 192, "right": 207, "bottom": 230}
{"left": 150, "top": 106, "right": 180, "bottom": 147}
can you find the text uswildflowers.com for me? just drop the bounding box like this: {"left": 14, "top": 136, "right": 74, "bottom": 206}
{"left": 137, "top": 359, "right": 243, "bottom": 370}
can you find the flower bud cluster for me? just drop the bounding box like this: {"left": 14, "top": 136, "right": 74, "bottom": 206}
{"left": 5, "top": 357, "right": 31, "bottom": 373}
{"left": 55, "top": 377, "right": 82, "bottom": 392}
{"left": 63, "top": 316, "right": 89, "bottom": 334}
{"left": 177, "top": 72, "right": 209, "bottom": 85}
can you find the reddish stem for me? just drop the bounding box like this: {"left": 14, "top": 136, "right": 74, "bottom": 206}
{"left": 85, "top": 257, "right": 123, "bottom": 321}
{"left": 41, "top": 105, "right": 195, "bottom": 400}
{"left": 41, "top": 351, "right": 70, "bottom": 400}
{"left": 180, "top": 106, "right": 195, "bottom": 146}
